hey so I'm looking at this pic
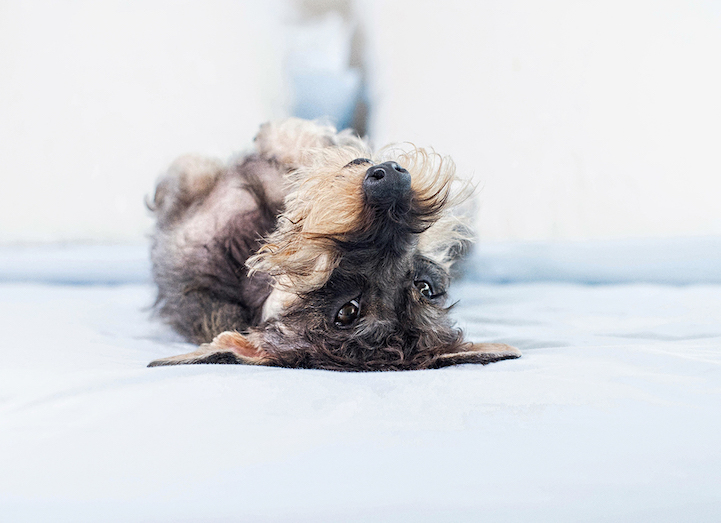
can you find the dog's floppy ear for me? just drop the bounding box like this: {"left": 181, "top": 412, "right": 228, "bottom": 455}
{"left": 148, "top": 331, "right": 270, "bottom": 367}
{"left": 432, "top": 343, "right": 521, "bottom": 368}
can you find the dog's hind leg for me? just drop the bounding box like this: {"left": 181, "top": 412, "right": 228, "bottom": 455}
{"left": 149, "top": 155, "right": 283, "bottom": 345}
{"left": 149, "top": 154, "right": 225, "bottom": 228}
{"left": 254, "top": 118, "right": 368, "bottom": 169}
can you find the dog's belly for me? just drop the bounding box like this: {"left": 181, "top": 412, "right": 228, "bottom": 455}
{"left": 152, "top": 156, "right": 287, "bottom": 342}
{"left": 176, "top": 157, "right": 285, "bottom": 253}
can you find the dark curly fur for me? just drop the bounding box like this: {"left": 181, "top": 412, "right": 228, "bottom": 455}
{"left": 147, "top": 119, "right": 520, "bottom": 371}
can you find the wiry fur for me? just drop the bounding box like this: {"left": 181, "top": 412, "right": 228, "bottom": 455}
{"left": 148, "top": 118, "right": 520, "bottom": 371}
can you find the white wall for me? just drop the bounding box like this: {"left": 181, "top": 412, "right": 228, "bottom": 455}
{"left": 0, "top": 0, "right": 288, "bottom": 244}
{"left": 362, "top": 0, "right": 721, "bottom": 241}
{"left": 3, "top": 0, "right": 720, "bottom": 244}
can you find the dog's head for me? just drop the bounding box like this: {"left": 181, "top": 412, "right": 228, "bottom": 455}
{"left": 150, "top": 119, "right": 520, "bottom": 370}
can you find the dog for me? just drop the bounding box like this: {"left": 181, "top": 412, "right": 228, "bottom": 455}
{"left": 147, "top": 118, "right": 520, "bottom": 370}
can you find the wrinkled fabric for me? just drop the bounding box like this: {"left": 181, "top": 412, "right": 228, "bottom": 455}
{"left": 1, "top": 278, "right": 720, "bottom": 522}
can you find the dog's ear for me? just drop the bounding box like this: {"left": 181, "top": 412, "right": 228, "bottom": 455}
{"left": 148, "top": 331, "right": 270, "bottom": 367}
{"left": 432, "top": 343, "right": 521, "bottom": 368}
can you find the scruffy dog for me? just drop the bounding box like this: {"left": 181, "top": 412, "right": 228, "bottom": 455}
{"left": 148, "top": 119, "right": 520, "bottom": 370}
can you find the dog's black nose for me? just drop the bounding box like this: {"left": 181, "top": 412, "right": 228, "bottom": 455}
{"left": 363, "top": 161, "right": 411, "bottom": 206}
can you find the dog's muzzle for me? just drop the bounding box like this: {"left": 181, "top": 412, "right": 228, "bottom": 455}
{"left": 363, "top": 161, "right": 411, "bottom": 207}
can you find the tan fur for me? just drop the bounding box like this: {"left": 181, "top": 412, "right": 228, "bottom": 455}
{"left": 151, "top": 154, "right": 225, "bottom": 227}
{"left": 380, "top": 144, "right": 475, "bottom": 270}
{"left": 261, "top": 286, "right": 299, "bottom": 322}
{"left": 148, "top": 331, "right": 268, "bottom": 366}
{"left": 148, "top": 118, "right": 521, "bottom": 370}
{"left": 255, "top": 118, "right": 369, "bottom": 169}
{"left": 247, "top": 139, "right": 472, "bottom": 293}
{"left": 433, "top": 344, "right": 522, "bottom": 367}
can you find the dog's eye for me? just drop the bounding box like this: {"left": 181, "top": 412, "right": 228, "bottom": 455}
{"left": 335, "top": 299, "right": 360, "bottom": 327}
{"left": 415, "top": 280, "right": 434, "bottom": 299}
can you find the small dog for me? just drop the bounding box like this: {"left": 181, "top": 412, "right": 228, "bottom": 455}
{"left": 147, "top": 119, "right": 520, "bottom": 370}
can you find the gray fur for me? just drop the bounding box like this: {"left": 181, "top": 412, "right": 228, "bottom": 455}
{"left": 148, "top": 119, "right": 521, "bottom": 370}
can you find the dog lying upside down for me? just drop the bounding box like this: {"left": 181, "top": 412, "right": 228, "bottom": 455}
{"left": 148, "top": 118, "right": 520, "bottom": 370}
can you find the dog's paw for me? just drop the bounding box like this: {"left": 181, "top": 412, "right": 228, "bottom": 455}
{"left": 150, "top": 154, "right": 224, "bottom": 228}
{"left": 254, "top": 118, "right": 365, "bottom": 169}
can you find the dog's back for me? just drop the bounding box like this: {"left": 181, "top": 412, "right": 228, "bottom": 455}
{"left": 150, "top": 154, "right": 285, "bottom": 343}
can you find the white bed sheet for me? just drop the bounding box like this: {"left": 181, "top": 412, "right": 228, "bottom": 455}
{"left": 1, "top": 276, "right": 720, "bottom": 522}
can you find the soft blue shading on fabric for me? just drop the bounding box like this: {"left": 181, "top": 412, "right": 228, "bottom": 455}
{"left": 0, "top": 244, "right": 151, "bottom": 285}
{"left": 465, "top": 236, "right": 721, "bottom": 285}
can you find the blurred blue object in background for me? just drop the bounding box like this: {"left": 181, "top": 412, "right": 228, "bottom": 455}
{"left": 286, "top": 11, "right": 363, "bottom": 130}
{"left": 291, "top": 69, "right": 362, "bottom": 130}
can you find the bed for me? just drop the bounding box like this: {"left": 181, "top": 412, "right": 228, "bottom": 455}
{"left": 1, "top": 239, "right": 720, "bottom": 522}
